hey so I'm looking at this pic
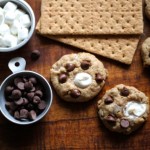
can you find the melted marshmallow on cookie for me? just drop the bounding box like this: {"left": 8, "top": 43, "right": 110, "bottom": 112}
{"left": 123, "top": 101, "right": 146, "bottom": 119}
{"left": 74, "top": 72, "right": 92, "bottom": 88}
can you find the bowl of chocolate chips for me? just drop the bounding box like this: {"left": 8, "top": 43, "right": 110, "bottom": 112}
{"left": 0, "top": 58, "right": 53, "bottom": 125}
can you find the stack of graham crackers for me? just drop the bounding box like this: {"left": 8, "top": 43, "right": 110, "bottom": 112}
{"left": 36, "top": 0, "right": 143, "bottom": 64}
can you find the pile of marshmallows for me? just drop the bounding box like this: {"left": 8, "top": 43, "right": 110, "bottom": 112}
{"left": 0, "top": 2, "right": 31, "bottom": 48}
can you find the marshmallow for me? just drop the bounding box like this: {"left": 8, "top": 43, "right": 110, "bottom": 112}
{"left": 0, "top": 35, "right": 4, "bottom": 47}
{"left": 3, "top": 2, "right": 17, "bottom": 13}
{"left": 74, "top": 72, "right": 92, "bottom": 88}
{"left": 3, "top": 33, "right": 18, "bottom": 47}
{"left": 15, "top": 9, "right": 26, "bottom": 20}
{"left": 19, "top": 14, "right": 31, "bottom": 28}
{"left": 123, "top": 101, "right": 146, "bottom": 119}
{"left": 10, "top": 20, "right": 22, "bottom": 35}
{"left": 18, "top": 27, "right": 29, "bottom": 42}
{"left": 4, "top": 11, "right": 16, "bottom": 25}
{"left": 0, "top": 10, "right": 4, "bottom": 25}
{"left": 0, "top": 23, "right": 10, "bottom": 36}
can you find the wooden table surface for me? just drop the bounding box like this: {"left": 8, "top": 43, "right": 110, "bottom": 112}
{"left": 0, "top": 0, "right": 150, "bottom": 149}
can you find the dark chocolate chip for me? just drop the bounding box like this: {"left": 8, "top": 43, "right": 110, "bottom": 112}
{"left": 27, "top": 103, "right": 34, "bottom": 110}
{"left": 22, "top": 98, "right": 29, "bottom": 105}
{"left": 38, "top": 100, "right": 46, "bottom": 110}
{"left": 5, "top": 102, "right": 17, "bottom": 111}
{"left": 31, "top": 50, "right": 40, "bottom": 60}
{"left": 14, "top": 77, "right": 23, "bottom": 86}
{"left": 12, "top": 89, "right": 22, "bottom": 99}
{"left": 65, "top": 63, "right": 75, "bottom": 72}
{"left": 29, "top": 110, "right": 37, "bottom": 120}
{"left": 33, "top": 96, "right": 41, "bottom": 104}
{"left": 81, "top": 60, "right": 91, "bottom": 70}
{"left": 14, "top": 97, "right": 24, "bottom": 105}
{"left": 29, "top": 77, "right": 37, "bottom": 85}
{"left": 35, "top": 90, "right": 43, "bottom": 97}
{"left": 120, "top": 87, "right": 130, "bottom": 96}
{"left": 14, "top": 111, "right": 20, "bottom": 119}
{"left": 58, "top": 73, "right": 67, "bottom": 83}
{"left": 104, "top": 96, "right": 114, "bottom": 104}
{"left": 5, "top": 86, "right": 14, "bottom": 95}
{"left": 27, "top": 92, "right": 35, "bottom": 101}
{"left": 120, "top": 119, "right": 130, "bottom": 128}
{"left": 69, "top": 89, "right": 81, "bottom": 98}
{"left": 17, "top": 82, "right": 25, "bottom": 90}
{"left": 105, "top": 115, "right": 116, "bottom": 123}
{"left": 95, "top": 73, "right": 104, "bottom": 83}
{"left": 24, "top": 82, "right": 33, "bottom": 91}
{"left": 20, "top": 109, "right": 29, "bottom": 119}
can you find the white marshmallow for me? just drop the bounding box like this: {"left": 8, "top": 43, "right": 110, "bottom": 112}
{"left": 19, "top": 14, "right": 31, "bottom": 28}
{"left": 3, "top": 33, "right": 18, "bottom": 47}
{"left": 123, "top": 101, "right": 146, "bottom": 119}
{"left": 3, "top": 2, "right": 17, "bottom": 13}
{"left": 18, "top": 27, "right": 29, "bottom": 42}
{"left": 4, "top": 11, "right": 16, "bottom": 25}
{"left": 0, "top": 23, "right": 10, "bottom": 36}
{"left": 10, "top": 20, "right": 22, "bottom": 35}
{"left": 15, "top": 9, "right": 26, "bottom": 20}
{"left": 74, "top": 72, "right": 92, "bottom": 88}
{"left": 0, "top": 11, "right": 4, "bottom": 25}
{"left": 0, "top": 35, "right": 4, "bottom": 47}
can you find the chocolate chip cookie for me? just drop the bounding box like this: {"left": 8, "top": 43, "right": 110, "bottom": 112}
{"left": 98, "top": 84, "right": 149, "bottom": 134}
{"left": 141, "top": 37, "right": 150, "bottom": 67}
{"left": 145, "top": 0, "right": 150, "bottom": 20}
{"left": 50, "top": 52, "right": 107, "bottom": 102}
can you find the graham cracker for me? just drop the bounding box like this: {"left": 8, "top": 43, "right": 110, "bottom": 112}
{"left": 36, "top": 19, "right": 139, "bottom": 64}
{"left": 40, "top": 0, "right": 143, "bottom": 35}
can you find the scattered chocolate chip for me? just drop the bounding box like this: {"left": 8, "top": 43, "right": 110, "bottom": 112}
{"left": 5, "top": 86, "right": 14, "bottom": 95}
{"left": 27, "top": 103, "right": 34, "bottom": 110}
{"left": 35, "top": 90, "right": 43, "bottom": 97}
{"left": 31, "top": 50, "right": 40, "bottom": 60}
{"left": 29, "top": 110, "right": 37, "bottom": 120}
{"left": 65, "top": 63, "right": 75, "bottom": 72}
{"left": 95, "top": 73, "right": 104, "bottom": 83}
{"left": 12, "top": 89, "right": 22, "bottom": 99}
{"left": 22, "top": 98, "right": 29, "bottom": 105}
{"left": 17, "top": 82, "right": 24, "bottom": 90}
{"left": 33, "top": 96, "right": 41, "bottom": 104}
{"left": 120, "top": 87, "right": 130, "bottom": 96}
{"left": 104, "top": 96, "right": 114, "bottom": 104}
{"left": 20, "top": 109, "right": 29, "bottom": 119}
{"left": 29, "top": 77, "right": 37, "bottom": 85}
{"left": 105, "top": 115, "right": 116, "bottom": 123}
{"left": 69, "top": 89, "right": 81, "bottom": 98}
{"left": 14, "top": 111, "right": 20, "bottom": 119}
{"left": 58, "top": 73, "right": 67, "bottom": 83}
{"left": 38, "top": 100, "right": 46, "bottom": 110}
{"left": 24, "top": 82, "right": 33, "bottom": 91}
{"left": 5, "top": 102, "right": 17, "bottom": 111}
{"left": 81, "top": 60, "right": 91, "bottom": 70}
{"left": 120, "top": 119, "right": 130, "bottom": 128}
{"left": 14, "top": 98, "right": 24, "bottom": 105}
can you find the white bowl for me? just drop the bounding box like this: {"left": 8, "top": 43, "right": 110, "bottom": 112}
{"left": 0, "top": 0, "right": 35, "bottom": 52}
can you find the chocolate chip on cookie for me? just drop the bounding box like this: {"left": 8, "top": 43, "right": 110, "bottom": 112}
{"left": 104, "top": 96, "right": 114, "bottom": 104}
{"left": 69, "top": 89, "right": 81, "bottom": 98}
{"left": 81, "top": 60, "right": 91, "bottom": 70}
{"left": 95, "top": 73, "right": 104, "bottom": 83}
{"left": 65, "top": 63, "right": 75, "bottom": 72}
{"left": 120, "top": 87, "right": 129, "bottom": 96}
{"left": 120, "top": 119, "right": 130, "bottom": 128}
{"left": 105, "top": 115, "right": 116, "bottom": 123}
{"left": 58, "top": 73, "right": 68, "bottom": 83}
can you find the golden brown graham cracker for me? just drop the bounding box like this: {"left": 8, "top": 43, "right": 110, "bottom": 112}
{"left": 40, "top": 0, "right": 143, "bottom": 35}
{"left": 36, "top": 19, "right": 139, "bottom": 64}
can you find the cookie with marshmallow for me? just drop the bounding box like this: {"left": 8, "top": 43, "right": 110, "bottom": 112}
{"left": 98, "top": 84, "right": 149, "bottom": 134}
{"left": 50, "top": 52, "right": 107, "bottom": 102}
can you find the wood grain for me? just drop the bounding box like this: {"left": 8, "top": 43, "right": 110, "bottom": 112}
{"left": 0, "top": 0, "right": 150, "bottom": 149}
